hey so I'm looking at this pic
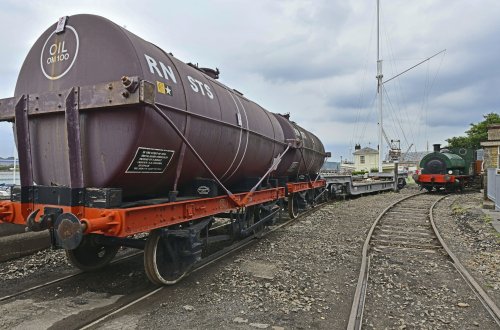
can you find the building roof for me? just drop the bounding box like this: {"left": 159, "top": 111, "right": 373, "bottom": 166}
{"left": 321, "top": 161, "right": 340, "bottom": 170}
{"left": 353, "top": 147, "right": 378, "bottom": 155}
{"left": 400, "top": 151, "right": 431, "bottom": 162}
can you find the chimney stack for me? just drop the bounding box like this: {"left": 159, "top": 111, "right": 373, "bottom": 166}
{"left": 433, "top": 144, "right": 441, "bottom": 152}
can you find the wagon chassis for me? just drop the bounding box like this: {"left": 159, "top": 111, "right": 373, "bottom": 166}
{"left": 0, "top": 77, "right": 327, "bottom": 284}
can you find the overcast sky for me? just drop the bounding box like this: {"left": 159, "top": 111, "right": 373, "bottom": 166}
{"left": 1, "top": 0, "right": 499, "bottom": 161}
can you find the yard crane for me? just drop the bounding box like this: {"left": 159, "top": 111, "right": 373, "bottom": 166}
{"left": 382, "top": 128, "right": 401, "bottom": 161}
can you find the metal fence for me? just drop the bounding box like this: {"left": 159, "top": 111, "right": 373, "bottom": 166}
{"left": 487, "top": 168, "right": 500, "bottom": 210}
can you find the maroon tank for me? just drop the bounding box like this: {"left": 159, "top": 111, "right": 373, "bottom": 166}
{"left": 14, "top": 14, "right": 326, "bottom": 198}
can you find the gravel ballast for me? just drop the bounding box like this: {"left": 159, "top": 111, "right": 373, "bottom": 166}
{"left": 1, "top": 188, "right": 498, "bottom": 329}
{"left": 106, "top": 190, "right": 415, "bottom": 329}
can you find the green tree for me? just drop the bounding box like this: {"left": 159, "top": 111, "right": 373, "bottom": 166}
{"left": 446, "top": 113, "right": 500, "bottom": 149}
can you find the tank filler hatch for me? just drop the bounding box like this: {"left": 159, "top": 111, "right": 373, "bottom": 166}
{"left": 187, "top": 62, "right": 220, "bottom": 79}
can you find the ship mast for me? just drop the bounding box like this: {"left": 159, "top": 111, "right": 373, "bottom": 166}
{"left": 376, "top": 0, "right": 383, "bottom": 173}
{"left": 375, "top": 0, "right": 444, "bottom": 171}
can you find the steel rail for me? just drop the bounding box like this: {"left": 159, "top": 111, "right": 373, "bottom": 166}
{"left": 347, "top": 192, "right": 425, "bottom": 330}
{"left": 80, "top": 200, "right": 332, "bottom": 329}
{"left": 429, "top": 196, "right": 500, "bottom": 326}
{"left": 194, "top": 201, "right": 328, "bottom": 272}
{"left": 0, "top": 251, "right": 143, "bottom": 302}
{"left": 348, "top": 192, "right": 500, "bottom": 329}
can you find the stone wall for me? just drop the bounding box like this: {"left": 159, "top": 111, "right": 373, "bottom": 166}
{"left": 482, "top": 124, "right": 500, "bottom": 169}
{"left": 481, "top": 124, "right": 500, "bottom": 202}
{"left": 487, "top": 124, "right": 500, "bottom": 141}
{"left": 483, "top": 146, "right": 499, "bottom": 169}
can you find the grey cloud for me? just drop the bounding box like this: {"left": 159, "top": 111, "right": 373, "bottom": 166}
{"left": 1, "top": 1, "right": 500, "bottom": 160}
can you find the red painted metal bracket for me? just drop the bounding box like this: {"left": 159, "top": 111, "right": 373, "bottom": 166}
{"left": 417, "top": 174, "right": 458, "bottom": 183}
{"left": 286, "top": 179, "right": 326, "bottom": 194}
{"left": 0, "top": 187, "right": 285, "bottom": 238}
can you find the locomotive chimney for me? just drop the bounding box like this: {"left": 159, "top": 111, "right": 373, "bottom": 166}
{"left": 433, "top": 144, "right": 441, "bottom": 152}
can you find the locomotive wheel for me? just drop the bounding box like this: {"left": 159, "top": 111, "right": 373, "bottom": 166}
{"left": 65, "top": 235, "right": 119, "bottom": 271}
{"left": 288, "top": 193, "right": 300, "bottom": 219}
{"left": 144, "top": 229, "right": 190, "bottom": 285}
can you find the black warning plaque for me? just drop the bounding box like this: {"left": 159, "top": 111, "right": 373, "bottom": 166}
{"left": 126, "top": 147, "right": 174, "bottom": 174}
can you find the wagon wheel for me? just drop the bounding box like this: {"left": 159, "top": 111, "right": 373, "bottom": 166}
{"left": 248, "top": 202, "right": 278, "bottom": 234}
{"left": 144, "top": 229, "right": 192, "bottom": 285}
{"left": 232, "top": 207, "right": 254, "bottom": 237}
{"left": 244, "top": 206, "right": 257, "bottom": 229}
{"left": 307, "top": 190, "right": 316, "bottom": 207}
{"left": 324, "top": 187, "right": 332, "bottom": 202}
{"left": 288, "top": 193, "right": 300, "bottom": 219}
{"left": 66, "top": 235, "right": 119, "bottom": 271}
{"left": 255, "top": 202, "right": 278, "bottom": 225}
{"left": 316, "top": 188, "right": 328, "bottom": 203}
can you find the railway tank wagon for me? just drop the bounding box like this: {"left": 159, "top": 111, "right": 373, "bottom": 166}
{"left": 0, "top": 15, "right": 328, "bottom": 284}
{"left": 14, "top": 14, "right": 325, "bottom": 197}
{"left": 414, "top": 144, "right": 482, "bottom": 192}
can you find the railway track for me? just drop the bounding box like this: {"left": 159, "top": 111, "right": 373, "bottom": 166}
{"left": 0, "top": 201, "right": 328, "bottom": 329}
{"left": 348, "top": 193, "right": 500, "bottom": 329}
{"left": 0, "top": 250, "right": 143, "bottom": 302}
{"left": 80, "top": 202, "right": 329, "bottom": 329}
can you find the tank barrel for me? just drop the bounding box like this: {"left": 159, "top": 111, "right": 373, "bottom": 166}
{"left": 9, "top": 14, "right": 327, "bottom": 199}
